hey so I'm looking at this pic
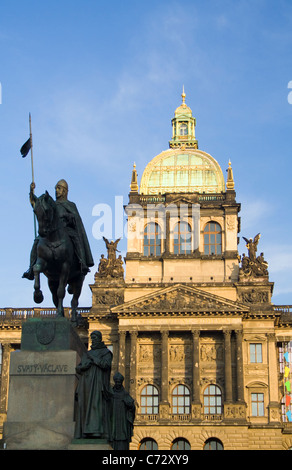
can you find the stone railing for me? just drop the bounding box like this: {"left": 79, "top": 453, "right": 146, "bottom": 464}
{"left": 136, "top": 413, "right": 158, "bottom": 422}
{"left": 198, "top": 194, "right": 225, "bottom": 202}
{"left": 203, "top": 413, "right": 223, "bottom": 422}
{"left": 274, "top": 306, "right": 292, "bottom": 313}
{"left": 0, "top": 307, "right": 91, "bottom": 322}
{"left": 139, "top": 195, "right": 166, "bottom": 204}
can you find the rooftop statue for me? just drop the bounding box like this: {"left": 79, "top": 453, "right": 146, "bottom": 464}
{"left": 96, "top": 237, "right": 124, "bottom": 278}
{"left": 240, "top": 233, "right": 269, "bottom": 278}
{"left": 22, "top": 180, "right": 94, "bottom": 324}
{"left": 243, "top": 233, "right": 261, "bottom": 261}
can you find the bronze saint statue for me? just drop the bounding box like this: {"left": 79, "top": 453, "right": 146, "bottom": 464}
{"left": 111, "top": 372, "right": 135, "bottom": 450}
{"left": 22, "top": 180, "right": 94, "bottom": 323}
{"left": 74, "top": 331, "right": 113, "bottom": 440}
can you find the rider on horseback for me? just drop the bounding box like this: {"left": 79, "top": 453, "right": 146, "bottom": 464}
{"left": 23, "top": 179, "right": 94, "bottom": 280}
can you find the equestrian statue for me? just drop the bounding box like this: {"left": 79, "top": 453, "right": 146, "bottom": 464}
{"left": 23, "top": 180, "right": 94, "bottom": 324}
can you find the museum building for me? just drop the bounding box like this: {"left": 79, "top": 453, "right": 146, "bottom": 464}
{"left": 1, "top": 91, "right": 292, "bottom": 450}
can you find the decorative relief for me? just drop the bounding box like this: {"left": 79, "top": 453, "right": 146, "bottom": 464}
{"left": 169, "top": 377, "right": 192, "bottom": 386}
{"left": 139, "top": 344, "right": 160, "bottom": 363}
{"left": 128, "top": 220, "right": 137, "bottom": 232}
{"left": 36, "top": 321, "right": 56, "bottom": 345}
{"left": 192, "top": 404, "right": 201, "bottom": 420}
{"left": 95, "top": 291, "right": 124, "bottom": 305}
{"left": 239, "top": 290, "right": 269, "bottom": 304}
{"left": 200, "top": 343, "right": 224, "bottom": 363}
{"left": 226, "top": 215, "right": 236, "bottom": 231}
{"left": 201, "top": 376, "right": 224, "bottom": 387}
{"left": 169, "top": 344, "right": 191, "bottom": 362}
{"left": 224, "top": 404, "right": 246, "bottom": 419}
{"left": 137, "top": 377, "right": 160, "bottom": 387}
{"left": 113, "top": 285, "right": 249, "bottom": 316}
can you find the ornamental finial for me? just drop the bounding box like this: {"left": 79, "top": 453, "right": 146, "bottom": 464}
{"left": 182, "top": 85, "right": 186, "bottom": 105}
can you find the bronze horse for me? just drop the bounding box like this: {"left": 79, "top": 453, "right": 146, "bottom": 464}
{"left": 32, "top": 191, "right": 85, "bottom": 324}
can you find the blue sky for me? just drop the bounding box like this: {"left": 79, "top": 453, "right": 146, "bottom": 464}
{"left": 1, "top": 0, "right": 292, "bottom": 308}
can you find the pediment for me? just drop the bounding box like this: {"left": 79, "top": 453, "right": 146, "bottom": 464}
{"left": 111, "top": 284, "right": 249, "bottom": 317}
{"left": 166, "top": 196, "right": 194, "bottom": 206}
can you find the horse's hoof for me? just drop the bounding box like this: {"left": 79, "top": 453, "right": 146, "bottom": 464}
{"left": 67, "top": 285, "right": 73, "bottom": 294}
{"left": 34, "top": 290, "right": 44, "bottom": 304}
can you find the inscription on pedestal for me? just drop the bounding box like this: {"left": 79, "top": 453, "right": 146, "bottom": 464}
{"left": 9, "top": 351, "right": 77, "bottom": 375}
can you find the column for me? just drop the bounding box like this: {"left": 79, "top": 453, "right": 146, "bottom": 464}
{"left": 191, "top": 330, "right": 200, "bottom": 404}
{"left": 224, "top": 330, "right": 233, "bottom": 402}
{"left": 235, "top": 330, "right": 244, "bottom": 402}
{"left": 267, "top": 333, "right": 281, "bottom": 422}
{"left": 160, "top": 330, "right": 169, "bottom": 404}
{"left": 0, "top": 343, "right": 12, "bottom": 430}
{"left": 0, "top": 343, "right": 12, "bottom": 416}
{"left": 129, "top": 331, "right": 138, "bottom": 401}
{"left": 118, "top": 330, "right": 127, "bottom": 379}
{"left": 164, "top": 211, "right": 170, "bottom": 254}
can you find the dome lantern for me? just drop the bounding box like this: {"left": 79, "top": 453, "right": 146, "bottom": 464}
{"left": 169, "top": 87, "right": 198, "bottom": 150}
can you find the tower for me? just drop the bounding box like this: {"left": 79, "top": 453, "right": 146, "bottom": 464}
{"left": 125, "top": 89, "right": 240, "bottom": 293}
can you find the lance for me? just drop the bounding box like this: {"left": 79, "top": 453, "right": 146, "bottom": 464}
{"left": 29, "top": 113, "right": 37, "bottom": 238}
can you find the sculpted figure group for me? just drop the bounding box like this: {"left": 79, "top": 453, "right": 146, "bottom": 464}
{"left": 22, "top": 181, "right": 134, "bottom": 448}
{"left": 97, "top": 237, "right": 124, "bottom": 278}
{"left": 239, "top": 233, "right": 269, "bottom": 278}
{"left": 74, "top": 330, "right": 135, "bottom": 450}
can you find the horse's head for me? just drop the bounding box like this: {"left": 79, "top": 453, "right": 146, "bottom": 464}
{"left": 34, "top": 191, "right": 57, "bottom": 238}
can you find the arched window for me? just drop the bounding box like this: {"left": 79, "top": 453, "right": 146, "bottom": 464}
{"left": 204, "top": 438, "right": 224, "bottom": 450}
{"left": 179, "top": 123, "right": 188, "bottom": 136}
{"left": 140, "top": 385, "right": 159, "bottom": 415}
{"left": 171, "top": 438, "right": 191, "bottom": 450}
{"left": 172, "top": 385, "right": 191, "bottom": 414}
{"left": 203, "top": 384, "right": 222, "bottom": 416}
{"left": 173, "top": 222, "right": 192, "bottom": 254}
{"left": 204, "top": 222, "right": 222, "bottom": 255}
{"left": 144, "top": 222, "right": 161, "bottom": 256}
{"left": 139, "top": 438, "right": 158, "bottom": 450}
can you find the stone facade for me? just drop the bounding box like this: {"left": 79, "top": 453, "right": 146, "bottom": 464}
{"left": 1, "top": 93, "right": 292, "bottom": 450}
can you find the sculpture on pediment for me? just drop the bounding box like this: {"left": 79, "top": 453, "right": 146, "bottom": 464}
{"left": 96, "top": 237, "right": 124, "bottom": 278}
{"left": 239, "top": 234, "right": 269, "bottom": 278}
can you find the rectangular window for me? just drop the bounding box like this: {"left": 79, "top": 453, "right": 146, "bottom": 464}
{"left": 251, "top": 393, "right": 264, "bottom": 416}
{"left": 250, "top": 343, "right": 262, "bottom": 363}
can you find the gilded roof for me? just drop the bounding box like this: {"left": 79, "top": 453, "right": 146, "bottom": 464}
{"left": 138, "top": 90, "right": 226, "bottom": 195}
{"left": 139, "top": 148, "right": 225, "bottom": 195}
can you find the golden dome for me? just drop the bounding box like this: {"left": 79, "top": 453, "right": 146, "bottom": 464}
{"left": 140, "top": 148, "right": 225, "bottom": 195}
{"left": 139, "top": 90, "right": 226, "bottom": 196}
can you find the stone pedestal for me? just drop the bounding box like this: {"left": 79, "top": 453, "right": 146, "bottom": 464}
{"left": 3, "top": 317, "right": 87, "bottom": 450}
{"left": 68, "top": 439, "right": 113, "bottom": 450}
